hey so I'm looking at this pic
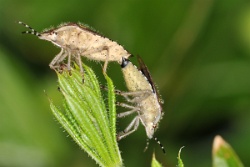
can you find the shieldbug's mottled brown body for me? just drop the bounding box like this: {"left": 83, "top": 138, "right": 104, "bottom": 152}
{"left": 18, "top": 21, "right": 131, "bottom": 76}
{"left": 117, "top": 56, "right": 165, "bottom": 153}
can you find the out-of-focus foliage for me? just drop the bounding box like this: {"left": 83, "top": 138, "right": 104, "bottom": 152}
{"left": 0, "top": 0, "right": 250, "bottom": 166}
{"left": 151, "top": 153, "right": 163, "bottom": 167}
{"left": 177, "top": 147, "right": 185, "bottom": 167}
{"left": 212, "top": 135, "right": 244, "bottom": 167}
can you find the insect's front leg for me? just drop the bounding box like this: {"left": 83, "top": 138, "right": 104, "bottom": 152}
{"left": 49, "top": 48, "right": 65, "bottom": 70}
{"left": 57, "top": 51, "right": 68, "bottom": 63}
{"left": 117, "top": 116, "right": 140, "bottom": 140}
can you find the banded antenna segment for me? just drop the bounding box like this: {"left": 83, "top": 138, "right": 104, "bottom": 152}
{"left": 144, "top": 137, "right": 166, "bottom": 154}
{"left": 18, "top": 21, "right": 41, "bottom": 36}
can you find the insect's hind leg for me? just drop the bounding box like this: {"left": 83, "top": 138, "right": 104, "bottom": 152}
{"left": 102, "top": 46, "right": 109, "bottom": 74}
{"left": 117, "top": 116, "right": 140, "bottom": 140}
{"left": 80, "top": 45, "right": 110, "bottom": 73}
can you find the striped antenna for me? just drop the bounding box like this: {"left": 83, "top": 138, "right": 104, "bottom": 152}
{"left": 18, "top": 21, "right": 41, "bottom": 36}
{"left": 144, "top": 138, "right": 150, "bottom": 152}
{"left": 144, "top": 137, "right": 165, "bottom": 154}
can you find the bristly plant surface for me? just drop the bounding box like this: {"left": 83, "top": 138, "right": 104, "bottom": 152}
{"left": 49, "top": 64, "right": 123, "bottom": 167}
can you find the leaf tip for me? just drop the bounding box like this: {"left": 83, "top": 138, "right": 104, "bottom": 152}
{"left": 177, "top": 146, "right": 185, "bottom": 167}
{"left": 212, "top": 135, "right": 225, "bottom": 154}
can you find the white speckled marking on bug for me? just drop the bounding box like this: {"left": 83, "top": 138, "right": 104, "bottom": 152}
{"left": 117, "top": 56, "right": 165, "bottom": 153}
{"left": 18, "top": 21, "right": 131, "bottom": 75}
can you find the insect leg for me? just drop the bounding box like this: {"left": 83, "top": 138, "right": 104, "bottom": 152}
{"left": 116, "top": 102, "right": 139, "bottom": 110}
{"left": 81, "top": 45, "right": 110, "bottom": 73}
{"left": 100, "top": 85, "right": 147, "bottom": 103}
{"left": 102, "top": 46, "right": 109, "bottom": 73}
{"left": 116, "top": 102, "right": 139, "bottom": 118}
{"left": 117, "top": 110, "right": 137, "bottom": 118}
{"left": 57, "top": 51, "right": 68, "bottom": 63}
{"left": 117, "top": 116, "right": 140, "bottom": 140}
{"left": 116, "top": 90, "right": 151, "bottom": 103}
{"left": 67, "top": 53, "right": 71, "bottom": 71}
{"left": 117, "top": 90, "right": 151, "bottom": 97}
{"left": 77, "top": 53, "right": 84, "bottom": 81}
{"left": 49, "top": 48, "right": 65, "bottom": 69}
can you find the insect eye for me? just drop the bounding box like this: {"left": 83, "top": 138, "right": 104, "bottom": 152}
{"left": 49, "top": 31, "right": 57, "bottom": 35}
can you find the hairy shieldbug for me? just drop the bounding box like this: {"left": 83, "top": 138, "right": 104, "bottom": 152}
{"left": 18, "top": 21, "right": 131, "bottom": 76}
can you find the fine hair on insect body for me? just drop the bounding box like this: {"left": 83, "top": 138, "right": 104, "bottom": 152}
{"left": 18, "top": 21, "right": 131, "bottom": 79}
{"left": 116, "top": 56, "right": 165, "bottom": 153}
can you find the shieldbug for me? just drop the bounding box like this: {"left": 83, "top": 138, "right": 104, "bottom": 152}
{"left": 18, "top": 21, "right": 131, "bottom": 76}
{"left": 117, "top": 56, "right": 165, "bottom": 153}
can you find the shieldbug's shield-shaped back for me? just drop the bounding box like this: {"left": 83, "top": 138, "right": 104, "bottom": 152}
{"left": 18, "top": 21, "right": 131, "bottom": 79}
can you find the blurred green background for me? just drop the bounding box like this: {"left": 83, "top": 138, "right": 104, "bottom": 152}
{"left": 1, "top": 0, "right": 250, "bottom": 166}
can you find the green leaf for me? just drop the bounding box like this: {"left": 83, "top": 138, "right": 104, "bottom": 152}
{"left": 212, "top": 135, "right": 244, "bottom": 167}
{"left": 151, "top": 153, "right": 163, "bottom": 167}
{"left": 177, "top": 146, "right": 185, "bottom": 167}
{"left": 49, "top": 64, "right": 122, "bottom": 167}
{"left": 104, "top": 73, "right": 117, "bottom": 143}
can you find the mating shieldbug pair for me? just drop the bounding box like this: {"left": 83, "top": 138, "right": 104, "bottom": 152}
{"left": 18, "top": 21, "right": 165, "bottom": 153}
